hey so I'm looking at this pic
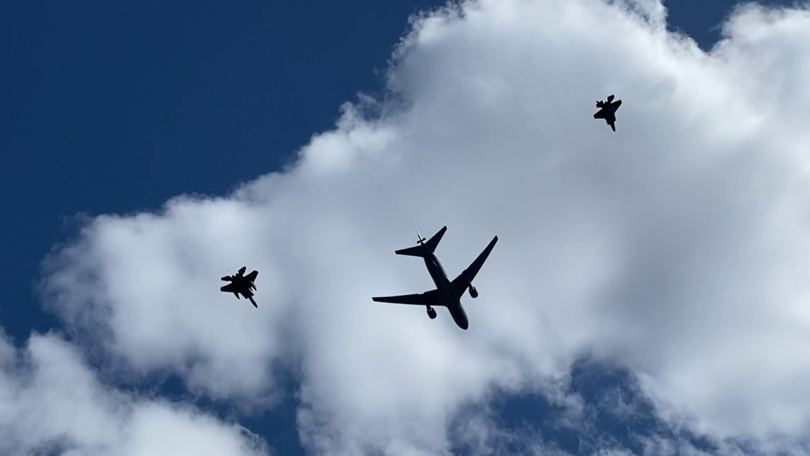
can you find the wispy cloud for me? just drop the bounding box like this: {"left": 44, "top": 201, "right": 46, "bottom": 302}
{"left": 0, "top": 328, "right": 269, "bottom": 456}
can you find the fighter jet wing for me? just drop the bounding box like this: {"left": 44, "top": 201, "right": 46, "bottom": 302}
{"left": 593, "top": 108, "right": 607, "bottom": 119}
{"left": 611, "top": 100, "right": 622, "bottom": 111}
{"left": 245, "top": 270, "right": 258, "bottom": 283}
{"left": 221, "top": 283, "right": 236, "bottom": 293}
{"left": 451, "top": 236, "right": 498, "bottom": 296}
{"left": 372, "top": 289, "right": 442, "bottom": 306}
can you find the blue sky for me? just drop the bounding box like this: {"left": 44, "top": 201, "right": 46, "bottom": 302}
{"left": 1, "top": 1, "right": 804, "bottom": 455}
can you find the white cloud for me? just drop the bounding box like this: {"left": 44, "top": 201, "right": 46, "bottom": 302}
{"left": 39, "top": 0, "right": 810, "bottom": 454}
{"left": 0, "top": 328, "right": 269, "bottom": 456}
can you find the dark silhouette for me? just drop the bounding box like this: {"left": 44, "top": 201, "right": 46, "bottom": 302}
{"left": 372, "top": 226, "right": 498, "bottom": 330}
{"left": 593, "top": 94, "right": 622, "bottom": 131}
{"left": 220, "top": 266, "right": 259, "bottom": 308}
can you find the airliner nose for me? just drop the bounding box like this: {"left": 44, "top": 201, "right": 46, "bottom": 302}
{"left": 452, "top": 307, "right": 469, "bottom": 330}
{"left": 457, "top": 314, "right": 469, "bottom": 330}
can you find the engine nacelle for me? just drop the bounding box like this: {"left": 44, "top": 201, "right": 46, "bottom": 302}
{"left": 426, "top": 306, "right": 437, "bottom": 319}
{"left": 469, "top": 285, "right": 478, "bottom": 298}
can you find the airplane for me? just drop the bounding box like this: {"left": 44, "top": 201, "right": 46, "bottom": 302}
{"left": 220, "top": 266, "right": 259, "bottom": 308}
{"left": 372, "top": 226, "right": 498, "bottom": 330}
{"left": 593, "top": 94, "right": 622, "bottom": 131}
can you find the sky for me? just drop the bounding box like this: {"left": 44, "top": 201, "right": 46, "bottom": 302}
{"left": 2, "top": 0, "right": 810, "bottom": 455}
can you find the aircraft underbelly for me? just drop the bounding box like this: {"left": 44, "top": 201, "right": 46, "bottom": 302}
{"left": 425, "top": 258, "right": 443, "bottom": 283}
{"left": 425, "top": 258, "right": 454, "bottom": 305}
{"left": 424, "top": 256, "right": 467, "bottom": 327}
{"left": 448, "top": 304, "right": 469, "bottom": 330}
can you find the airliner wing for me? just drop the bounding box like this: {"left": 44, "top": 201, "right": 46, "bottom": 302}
{"left": 372, "top": 289, "right": 442, "bottom": 306}
{"left": 452, "top": 235, "right": 498, "bottom": 296}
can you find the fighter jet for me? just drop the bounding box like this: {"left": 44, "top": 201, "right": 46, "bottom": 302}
{"left": 372, "top": 226, "right": 498, "bottom": 330}
{"left": 220, "top": 266, "right": 259, "bottom": 308}
{"left": 593, "top": 94, "right": 622, "bottom": 131}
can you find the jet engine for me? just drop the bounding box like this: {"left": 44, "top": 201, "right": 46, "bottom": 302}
{"left": 469, "top": 285, "right": 478, "bottom": 298}
{"left": 426, "top": 306, "right": 437, "bottom": 319}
